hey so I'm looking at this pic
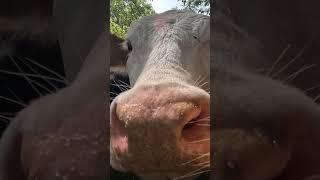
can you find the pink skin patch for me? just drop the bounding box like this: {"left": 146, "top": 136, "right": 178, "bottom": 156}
{"left": 113, "top": 136, "right": 128, "bottom": 154}
{"left": 153, "top": 13, "right": 175, "bottom": 32}
{"left": 110, "top": 102, "right": 129, "bottom": 154}
{"left": 154, "top": 19, "right": 167, "bottom": 32}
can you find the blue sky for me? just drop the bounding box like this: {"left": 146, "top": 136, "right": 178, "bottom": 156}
{"left": 148, "top": 0, "right": 184, "bottom": 13}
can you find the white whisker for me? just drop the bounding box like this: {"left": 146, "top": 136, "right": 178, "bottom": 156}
{"left": 112, "top": 81, "right": 129, "bottom": 92}
{"left": 110, "top": 92, "right": 120, "bottom": 96}
{"left": 25, "top": 57, "right": 69, "bottom": 84}
{"left": 271, "top": 44, "right": 308, "bottom": 79}
{"left": 313, "top": 94, "right": 320, "bottom": 102}
{"left": 20, "top": 57, "right": 59, "bottom": 91}
{"left": 196, "top": 124, "right": 210, "bottom": 127}
{"left": 174, "top": 164, "right": 210, "bottom": 180}
{"left": 6, "top": 87, "right": 25, "bottom": 105}
{"left": 180, "top": 153, "right": 210, "bottom": 166}
{"left": 0, "top": 96, "right": 26, "bottom": 107}
{"left": 187, "top": 138, "right": 210, "bottom": 144}
{"left": 284, "top": 64, "right": 317, "bottom": 83}
{"left": 28, "top": 79, "right": 54, "bottom": 94}
{"left": 9, "top": 56, "right": 42, "bottom": 96}
{"left": 186, "top": 118, "right": 210, "bottom": 124}
{"left": 114, "top": 79, "right": 131, "bottom": 88}
{"left": 0, "top": 114, "right": 12, "bottom": 122}
{"left": 304, "top": 84, "right": 320, "bottom": 93}
{"left": 267, "top": 44, "right": 291, "bottom": 77}
{"left": 110, "top": 83, "right": 131, "bottom": 90}
{"left": 0, "top": 70, "right": 67, "bottom": 84}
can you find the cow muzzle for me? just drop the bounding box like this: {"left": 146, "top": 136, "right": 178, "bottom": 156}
{"left": 110, "top": 83, "right": 210, "bottom": 175}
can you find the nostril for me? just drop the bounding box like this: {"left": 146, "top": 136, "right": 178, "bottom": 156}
{"left": 110, "top": 102, "right": 128, "bottom": 153}
{"left": 180, "top": 103, "right": 210, "bottom": 154}
{"left": 181, "top": 106, "right": 210, "bottom": 140}
{"left": 182, "top": 117, "right": 199, "bottom": 130}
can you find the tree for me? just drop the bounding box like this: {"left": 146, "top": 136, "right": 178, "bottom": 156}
{"left": 178, "top": 0, "right": 210, "bottom": 15}
{"left": 111, "top": 0, "right": 155, "bottom": 38}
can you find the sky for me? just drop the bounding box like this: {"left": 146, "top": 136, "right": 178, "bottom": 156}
{"left": 148, "top": 0, "right": 184, "bottom": 13}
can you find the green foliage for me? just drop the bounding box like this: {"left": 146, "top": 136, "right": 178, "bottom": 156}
{"left": 178, "top": 0, "right": 210, "bottom": 15}
{"left": 111, "top": 0, "right": 155, "bottom": 38}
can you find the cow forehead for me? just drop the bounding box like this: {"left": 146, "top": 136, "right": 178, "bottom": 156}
{"left": 125, "top": 10, "right": 209, "bottom": 42}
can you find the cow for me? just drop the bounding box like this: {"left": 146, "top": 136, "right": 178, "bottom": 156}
{"left": 215, "top": 0, "right": 320, "bottom": 100}
{"left": 110, "top": 10, "right": 210, "bottom": 180}
{"left": 0, "top": 0, "right": 110, "bottom": 179}
{"left": 0, "top": 30, "right": 109, "bottom": 179}
{"left": 212, "top": 2, "right": 320, "bottom": 180}
{"left": 0, "top": 0, "right": 106, "bottom": 82}
{"left": 0, "top": 0, "right": 107, "bottom": 135}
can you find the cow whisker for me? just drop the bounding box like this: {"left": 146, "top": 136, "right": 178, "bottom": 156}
{"left": 174, "top": 169, "right": 211, "bottom": 180}
{"left": 304, "top": 84, "right": 320, "bottom": 93}
{"left": 0, "top": 96, "right": 26, "bottom": 107}
{"left": 196, "top": 77, "right": 208, "bottom": 88}
{"left": 19, "top": 57, "right": 60, "bottom": 91}
{"left": 191, "top": 161, "right": 210, "bottom": 167}
{"left": 266, "top": 44, "right": 291, "bottom": 77}
{"left": 313, "top": 94, "right": 320, "bottom": 102}
{"left": 193, "top": 75, "right": 205, "bottom": 86}
{"left": 174, "top": 164, "right": 210, "bottom": 180}
{"left": 111, "top": 82, "right": 128, "bottom": 92}
{"left": 186, "top": 118, "right": 210, "bottom": 124}
{"left": 186, "top": 138, "right": 210, "bottom": 144}
{"left": 111, "top": 78, "right": 131, "bottom": 92}
{"left": 192, "top": 75, "right": 210, "bottom": 93}
{"left": 110, "top": 83, "right": 131, "bottom": 90}
{"left": 27, "top": 79, "right": 54, "bottom": 94}
{"left": 7, "top": 87, "right": 25, "bottom": 105}
{"left": 110, "top": 92, "right": 120, "bottom": 96}
{"left": 25, "top": 57, "right": 69, "bottom": 84}
{"left": 9, "top": 55, "right": 43, "bottom": 97}
{"left": 0, "top": 114, "right": 12, "bottom": 123}
{"left": 114, "top": 79, "right": 131, "bottom": 88}
{"left": 198, "top": 81, "right": 209, "bottom": 89}
{"left": 193, "top": 75, "right": 207, "bottom": 87}
{"left": 0, "top": 69, "right": 67, "bottom": 84}
{"left": 0, "top": 112, "right": 15, "bottom": 116}
{"left": 193, "top": 75, "right": 203, "bottom": 86}
{"left": 271, "top": 44, "right": 308, "bottom": 79}
{"left": 196, "top": 123, "right": 210, "bottom": 126}
{"left": 283, "top": 64, "right": 317, "bottom": 83}
{"left": 180, "top": 153, "right": 210, "bottom": 166}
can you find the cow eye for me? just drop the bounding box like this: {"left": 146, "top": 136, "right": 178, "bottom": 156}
{"left": 127, "top": 40, "right": 133, "bottom": 52}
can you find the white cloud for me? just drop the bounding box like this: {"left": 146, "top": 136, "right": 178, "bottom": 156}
{"left": 148, "top": 0, "right": 184, "bottom": 13}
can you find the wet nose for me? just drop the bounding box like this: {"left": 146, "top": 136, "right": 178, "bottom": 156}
{"left": 110, "top": 84, "right": 210, "bottom": 171}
